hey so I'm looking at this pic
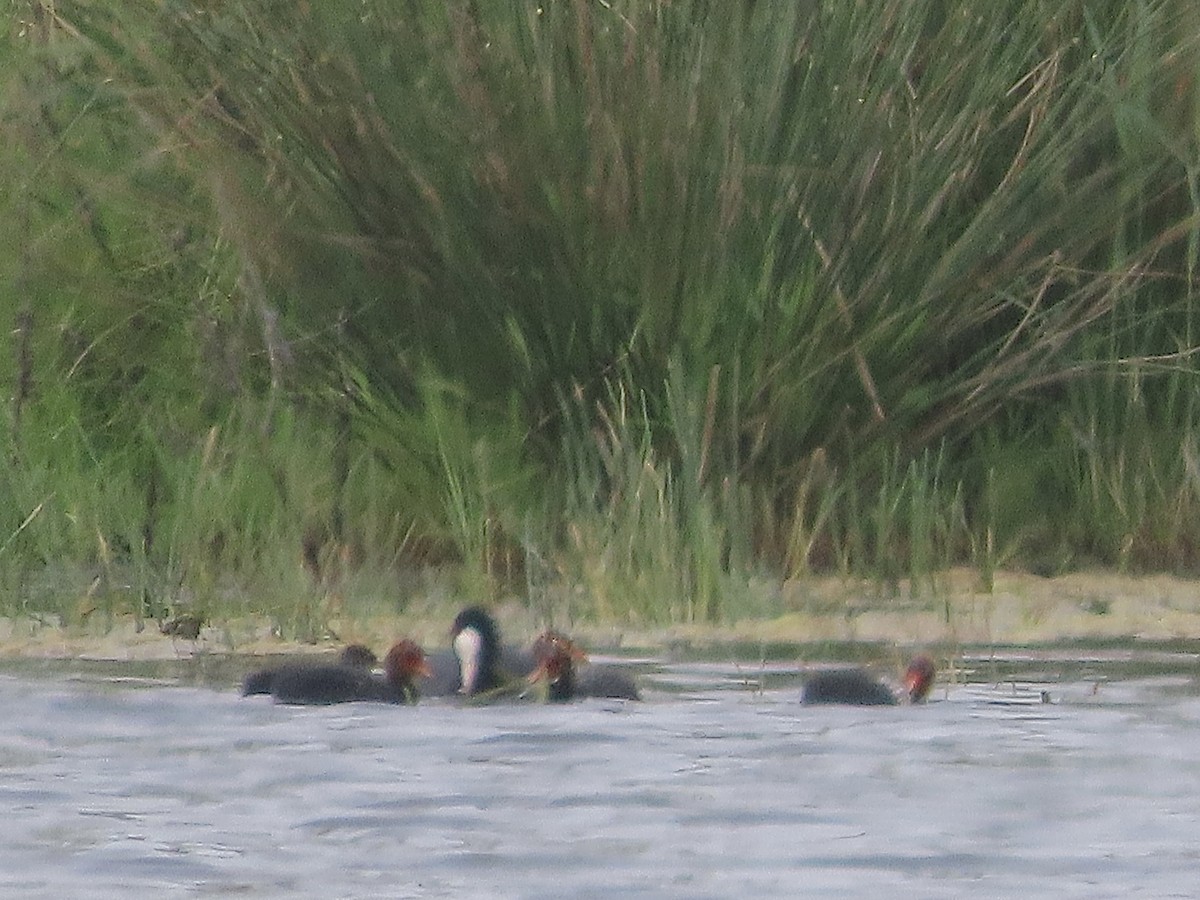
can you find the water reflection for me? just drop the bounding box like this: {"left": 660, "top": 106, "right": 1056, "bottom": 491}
{"left": 1, "top": 643, "right": 1198, "bottom": 898}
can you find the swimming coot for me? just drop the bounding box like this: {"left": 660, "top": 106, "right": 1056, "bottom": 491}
{"left": 526, "top": 631, "right": 588, "bottom": 702}
{"left": 241, "top": 643, "right": 379, "bottom": 696}
{"left": 449, "top": 605, "right": 512, "bottom": 696}
{"left": 269, "top": 639, "right": 430, "bottom": 705}
{"left": 527, "top": 632, "right": 642, "bottom": 701}
{"left": 801, "top": 655, "right": 937, "bottom": 706}
{"left": 414, "top": 607, "right": 515, "bottom": 698}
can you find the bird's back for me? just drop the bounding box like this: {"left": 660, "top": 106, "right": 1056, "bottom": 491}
{"left": 802, "top": 668, "right": 897, "bottom": 706}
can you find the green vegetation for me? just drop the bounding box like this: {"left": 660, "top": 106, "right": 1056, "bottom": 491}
{"left": 2, "top": 1, "right": 1199, "bottom": 636}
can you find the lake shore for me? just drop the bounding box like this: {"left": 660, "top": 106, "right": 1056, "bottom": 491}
{"left": 2, "top": 568, "right": 1199, "bottom": 662}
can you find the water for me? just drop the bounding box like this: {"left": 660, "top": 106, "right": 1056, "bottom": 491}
{"left": 2, "top": 648, "right": 1199, "bottom": 898}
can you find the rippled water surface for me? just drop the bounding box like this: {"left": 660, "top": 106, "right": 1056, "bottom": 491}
{"left": 3, "top": 647, "right": 1200, "bottom": 898}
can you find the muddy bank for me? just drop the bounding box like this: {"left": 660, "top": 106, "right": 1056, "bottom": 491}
{"left": 1, "top": 569, "right": 1198, "bottom": 662}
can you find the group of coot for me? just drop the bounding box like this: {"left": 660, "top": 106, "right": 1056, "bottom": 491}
{"left": 241, "top": 606, "right": 641, "bottom": 705}
{"left": 241, "top": 605, "right": 936, "bottom": 707}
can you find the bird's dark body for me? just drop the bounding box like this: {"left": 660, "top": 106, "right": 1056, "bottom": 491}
{"left": 801, "top": 668, "right": 898, "bottom": 706}
{"left": 270, "top": 665, "right": 410, "bottom": 705}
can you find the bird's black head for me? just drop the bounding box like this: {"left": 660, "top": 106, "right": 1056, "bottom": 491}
{"left": 338, "top": 644, "right": 378, "bottom": 669}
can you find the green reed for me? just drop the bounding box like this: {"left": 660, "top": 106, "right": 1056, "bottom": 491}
{"left": 0, "top": 0, "right": 1198, "bottom": 629}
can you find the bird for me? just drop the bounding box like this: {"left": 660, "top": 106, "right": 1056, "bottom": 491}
{"left": 526, "top": 630, "right": 588, "bottom": 702}
{"left": 241, "top": 643, "right": 378, "bottom": 696}
{"left": 417, "top": 606, "right": 551, "bottom": 698}
{"left": 448, "top": 605, "right": 513, "bottom": 697}
{"left": 524, "top": 630, "right": 647, "bottom": 701}
{"left": 801, "top": 655, "right": 937, "bottom": 706}
{"left": 269, "top": 639, "right": 431, "bottom": 705}
{"left": 525, "top": 634, "right": 642, "bottom": 701}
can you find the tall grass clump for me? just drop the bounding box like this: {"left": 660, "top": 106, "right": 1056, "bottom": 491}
{"left": 1, "top": 0, "right": 1198, "bottom": 627}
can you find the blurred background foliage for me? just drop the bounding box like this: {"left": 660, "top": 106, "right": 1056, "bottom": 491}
{"left": 1, "top": 0, "right": 1199, "bottom": 633}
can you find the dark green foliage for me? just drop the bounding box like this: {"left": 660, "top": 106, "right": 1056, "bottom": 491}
{"left": 2, "top": 0, "right": 1199, "bottom": 627}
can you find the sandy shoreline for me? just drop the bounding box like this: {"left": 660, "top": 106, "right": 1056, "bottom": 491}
{"left": 2, "top": 569, "right": 1199, "bottom": 662}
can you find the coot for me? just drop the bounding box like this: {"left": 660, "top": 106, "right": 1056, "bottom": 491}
{"left": 449, "top": 605, "right": 512, "bottom": 696}
{"left": 527, "top": 630, "right": 588, "bottom": 702}
{"left": 270, "top": 639, "right": 431, "bottom": 705}
{"left": 801, "top": 655, "right": 936, "bottom": 706}
{"left": 528, "top": 633, "right": 641, "bottom": 701}
{"left": 409, "top": 606, "right": 519, "bottom": 698}
{"left": 241, "top": 643, "right": 379, "bottom": 696}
